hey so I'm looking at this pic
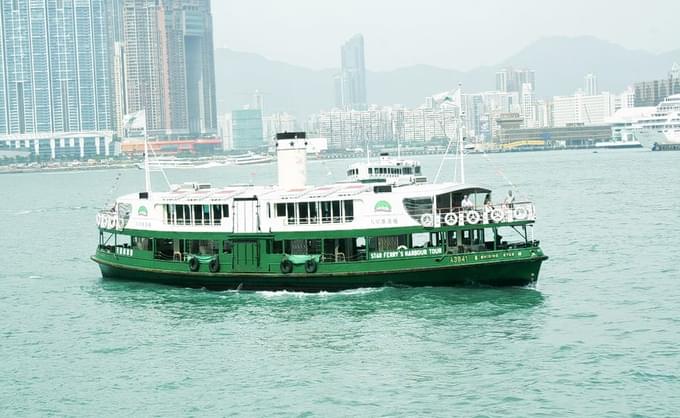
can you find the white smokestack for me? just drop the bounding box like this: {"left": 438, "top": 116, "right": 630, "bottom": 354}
{"left": 276, "top": 132, "right": 308, "bottom": 188}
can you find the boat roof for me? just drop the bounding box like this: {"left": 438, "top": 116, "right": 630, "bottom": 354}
{"left": 119, "top": 182, "right": 491, "bottom": 204}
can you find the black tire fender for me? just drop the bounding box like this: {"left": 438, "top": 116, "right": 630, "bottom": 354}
{"left": 280, "top": 259, "right": 293, "bottom": 274}
{"left": 209, "top": 257, "right": 220, "bottom": 273}
{"left": 304, "top": 259, "right": 318, "bottom": 274}
{"left": 188, "top": 256, "right": 200, "bottom": 272}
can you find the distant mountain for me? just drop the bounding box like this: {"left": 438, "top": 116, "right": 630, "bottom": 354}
{"left": 497, "top": 36, "right": 680, "bottom": 96}
{"left": 214, "top": 36, "right": 680, "bottom": 118}
{"left": 213, "top": 49, "right": 334, "bottom": 119}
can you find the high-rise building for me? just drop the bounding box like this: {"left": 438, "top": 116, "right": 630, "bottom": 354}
{"left": 552, "top": 92, "right": 616, "bottom": 127}
{"left": 496, "top": 67, "right": 535, "bottom": 94}
{"left": 634, "top": 63, "right": 680, "bottom": 107}
{"left": 584, "top": 73, "right": 598, "bottom": 96}
{"left": 121, "top": 0, "right": 217, "bottom": 137}
{"left": 334, "top": 34, "right": 367, "bottom": 110}
{"left": 231, "top": 109, "right": 263, "bottom": 150}
{"left": 0, "top": 0, "right": 115, "bottom": 159}
{"left": 521, "top": 83, "right": 537, "bottom": 128}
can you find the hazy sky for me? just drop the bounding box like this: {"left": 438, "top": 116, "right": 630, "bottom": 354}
{"left": 211, "top": 0, "right": 679, "bottom": 71}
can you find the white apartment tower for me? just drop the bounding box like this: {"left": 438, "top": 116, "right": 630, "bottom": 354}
{"left": 521, "top": 83, "right": 537, "bottom": 128}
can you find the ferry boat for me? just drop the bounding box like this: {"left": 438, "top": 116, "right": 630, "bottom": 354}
{"left": 92, "top": 132, "right": 548, "bottom": 291}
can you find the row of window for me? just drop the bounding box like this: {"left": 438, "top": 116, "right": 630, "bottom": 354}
{"left": 368, "top": 166, "right": 420, "bottom": 176}
{"left": 163, "top": 204, "right": 230, "bottom": 226}
{"left": 346, "top": 166, "right": 422, "bottom": 177}
{"left": 274, "top": 200, "right": 354, "bottom": 225}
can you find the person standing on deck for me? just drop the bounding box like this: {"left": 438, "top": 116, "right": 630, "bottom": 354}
{"left": 503, "top": 190, "right": 515, "bottom": 209}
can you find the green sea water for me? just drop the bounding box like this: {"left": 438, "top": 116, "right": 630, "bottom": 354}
{"left": 1, "top": 149, "right": 679, "bottom": 417}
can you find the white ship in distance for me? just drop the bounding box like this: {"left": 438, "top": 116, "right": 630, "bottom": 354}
{"left": 611, "top": 95, "right": 680, "bottom": 148}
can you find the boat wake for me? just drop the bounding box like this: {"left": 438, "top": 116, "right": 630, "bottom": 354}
{"left": 13, "top": 205, "right": 89, "bottom": 216}
{"left": 255, "top": 287, "right": 386, "bottom": 299}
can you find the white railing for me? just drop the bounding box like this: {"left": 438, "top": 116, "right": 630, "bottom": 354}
{"left": 95, "top": 209, "right": 130, "bottom": 231}
{"left": 420, "top": 201, "right": 536, "bottom": 227}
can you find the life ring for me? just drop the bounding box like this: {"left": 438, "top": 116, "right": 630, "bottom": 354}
{"left": 513, "top": 207, "right": 529, "bottom": 220}
{"left": 304, "top": 259, "right": 318, "bottom": 274}
{"left": 490, "top": 208, "right": 504, "bottom": 223}
{"left": 209, "top": 257, "right": 220, "bottom": 273}
{"left": 444, "top": 212, "right": 458, "bottom": 226}
{"left": 466, "top": 211, "right": 481, "bottom": 224}
{"left": 397, "top": 245, "right": 408, "bottom": 251}
{"left": 280, "top": 259, "right": 293, "bottom": 274}
{"left": 188, "top": 256, "right": 200, "bottom": 272}
{"left": 420, "top": 213, "right": 434, "bottom": 227}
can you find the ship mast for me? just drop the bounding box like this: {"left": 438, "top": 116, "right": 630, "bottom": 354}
{"left": 143, "top": 114, "right": 151, "bottom": 193}
{"left": 458, "top": 84, "right": 466, "bottom": 184}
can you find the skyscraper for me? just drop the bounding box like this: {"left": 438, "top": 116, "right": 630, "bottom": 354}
{"left": 496, "top": 67, "right": 536, "bottom": 94}
{"left": 521, "top": 83, "right": 537, "bottom": 128}
{"left": 0, "top": 0, "right": 115, "bottom": 158}
{"left": 121, "top": 0, "right": 217, "bottom": 137}
{"left": 584, "top": 73, "right": 598, "bottom": 96}
{"left": 334, "top": 34, "right": 367, "bottom": 110}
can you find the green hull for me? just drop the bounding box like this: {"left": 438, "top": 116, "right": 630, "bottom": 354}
{"left": 93, "top": 253, "right": 547, "bottom": 292}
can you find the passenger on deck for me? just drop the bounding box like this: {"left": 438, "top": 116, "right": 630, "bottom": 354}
{"left": 484, "top": 193, "right": 493, "bottom": 213}
{"left": 461, "top": 195, "right": 474, "bottom": 209}
{"left": 503, "top": 190, "right": 515, "bottom": 209}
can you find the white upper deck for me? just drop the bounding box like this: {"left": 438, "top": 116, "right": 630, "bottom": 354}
{"left": 345, "top": 153, "right": 427, "bottom": 186}
{"left": 97, "top": 133, "right": 536, "bottom": 235}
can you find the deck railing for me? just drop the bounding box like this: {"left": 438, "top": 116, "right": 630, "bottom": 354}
{"left": 429, "top": 201, "right": 536, "bottom": 227}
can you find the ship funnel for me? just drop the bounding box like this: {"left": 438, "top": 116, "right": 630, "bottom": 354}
{"left": 276, "top": 132, "right": 308, "bottom": 188}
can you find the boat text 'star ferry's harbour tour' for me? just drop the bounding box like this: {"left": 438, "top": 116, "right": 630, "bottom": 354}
{"left": 92, "top": 132, "right": 548, "bottom": 291}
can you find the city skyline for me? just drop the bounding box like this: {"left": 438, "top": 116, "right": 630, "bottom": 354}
{"left": 210, "top": 0, "right": 680, "bottom": 71}
{"left": 121, "top": 0, "right": 218, "bottom": 137}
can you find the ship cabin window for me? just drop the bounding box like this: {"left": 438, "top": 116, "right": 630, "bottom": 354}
{"left": 287, "top": 203, "right": 295, "bottom": 224}
{"left": 163, "top": 204, "right": 229, "bottom": 226}
{"left": 298, "top": 202, "right": 310, "bottom": 224}
{"left": 332, "top": 201, "right": 341, "bottom": 223}
{"left": 415, "top": 166, "right": 421, "bottom": 174}
{"left": 269, "top": 239, "right": 322, "bottom": 255}
{"left": 186, "top": 240, "right": 219, "bottom": 256}
{"left": 154, "top": 238, "right": 175, "bottom": 260}
{"left": 368, "top": 168, "right": 373, "bottom": 175}
{"left": 132, "top": 237, "right": 151, "bottom": 251}
{"left": 213, "top": 205, "right": 222, "bottom": 225}
{"left": 344, "top": 200, "right": 354, "bottom": 221}
{"left": 369, "top": 232, "right": 443, "bottom": 253}
{"left": 321, "top": 201, "right": 332, "bottom": 223}
{"left": 403, "top": 167, "right": 412, "bottom": 175}
{"left": 223, "top": 240, "right": 233, "bottom": 254}
{"left": 275, "top": 200, "right": 355, "bottom": 225}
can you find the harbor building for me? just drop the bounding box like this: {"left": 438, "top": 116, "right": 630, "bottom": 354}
{"left": 0, "top": 0, "right": 115, "bottom": 159}
{"left": 120, "top": 0, "right": 218, "bottom": 137}
{"left": 497, "top": 125, "right": 612, "bottom": 150}
{"left": 634, "top": 63, "right": 680, "bottom": 107}
{"left": 334, "top": 34, "right": 367, "bottom": 110}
